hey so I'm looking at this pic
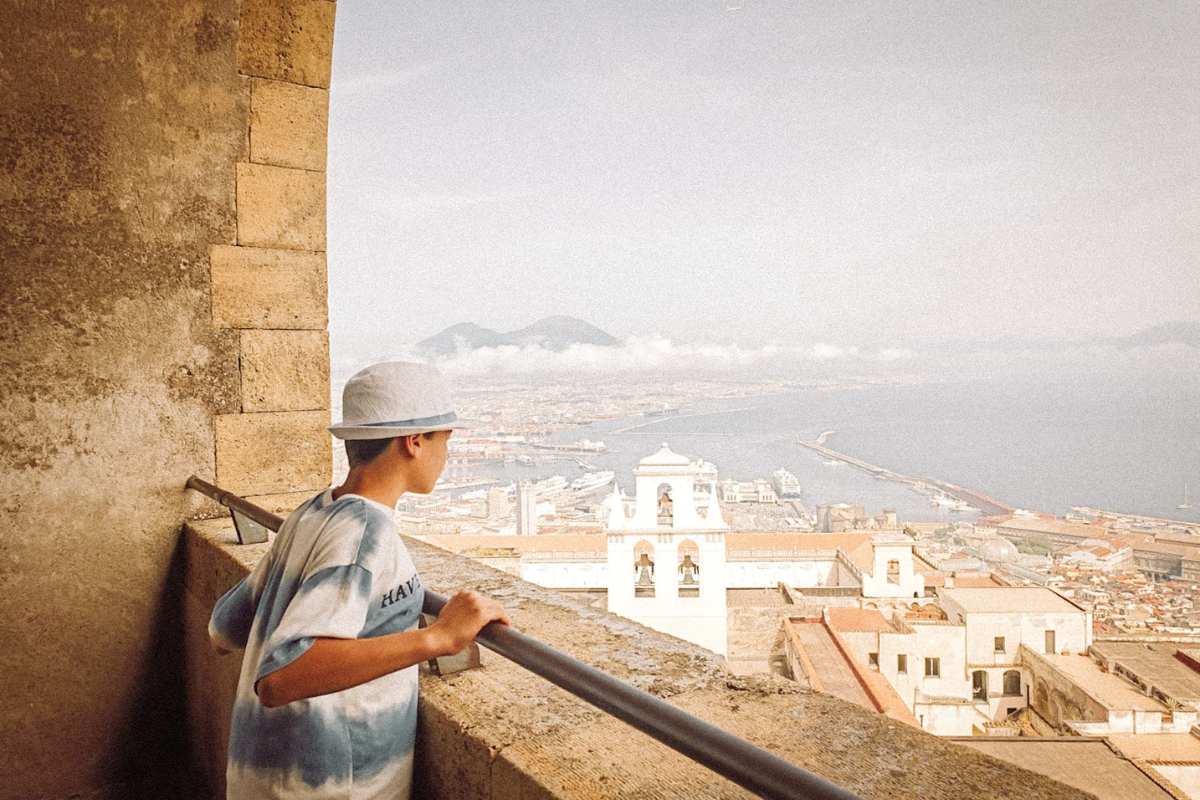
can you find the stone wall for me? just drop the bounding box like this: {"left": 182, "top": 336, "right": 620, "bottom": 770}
{"left": 0, "top": 2, "right": 335, "bottom": 797}
{"left": 182, "top": 521, "right": 1093, "bottom": 799}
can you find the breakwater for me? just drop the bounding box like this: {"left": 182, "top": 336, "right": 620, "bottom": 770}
{"left": 795, "top": 436, "right": 1014, "bottom": 517}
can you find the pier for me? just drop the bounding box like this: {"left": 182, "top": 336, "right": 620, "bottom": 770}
{"left": 795, "top": 437, "right": 1014, "bottom": 517}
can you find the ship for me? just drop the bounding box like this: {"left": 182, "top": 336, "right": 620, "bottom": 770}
{"left": 534, "top": 476, "right": 569, "bottom": 496}
{"left": 570, "top": 470, "right": 615, "bottom": 495}
{"left": 771, "top": 468, "right": 803, "bottom": 500}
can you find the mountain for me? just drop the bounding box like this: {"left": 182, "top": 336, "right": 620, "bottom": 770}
{"left": 1102, "top": 321, "right": 1200, "bottom": 350}
{"left": 416, "top": 316, "right": 619, "bottom": 357}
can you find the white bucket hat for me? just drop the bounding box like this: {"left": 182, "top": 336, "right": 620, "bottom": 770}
{"left": 329, "top": 361, "right": 467, "bottom": 440}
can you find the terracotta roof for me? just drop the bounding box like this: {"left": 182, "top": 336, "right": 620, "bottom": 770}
{"left": 951, "top": 574, "right": 1004, "bottom": 588}
{"left": 826, "top": 608, "right": 894, "bottom": 633}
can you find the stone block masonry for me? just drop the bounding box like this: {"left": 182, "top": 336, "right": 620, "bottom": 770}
{"left": 215, "top": 410, "right": 331, "bottom": 497}
{"left": 239, "top": 329, "right": 329, "bottom": 412}
{"left": 210, "top": 0, "right": 335, "bottom": 509}
{"left": 236, "top": 162, "right": 326, "bottom": 250}
{"left": 237, "top": 0, "right": 336, "bottom": 89}
{"left": 250, "top": 78, "right": 329, "bottom": 171}
{"left": 209, "top": 244, "right": 327, "bottom": 330}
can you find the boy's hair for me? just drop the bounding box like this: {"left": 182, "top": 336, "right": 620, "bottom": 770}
{"left": 345, "top": 432, "right": 435, "bottom": 468}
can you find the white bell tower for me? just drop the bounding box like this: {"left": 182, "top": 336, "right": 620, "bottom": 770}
{"left": 606, "top": 443, "right": 729, "bottom": 654}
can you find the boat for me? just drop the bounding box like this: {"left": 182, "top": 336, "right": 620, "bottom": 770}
{"left": 534, "top": 476, "right": 569, "bottom": 496}
{"left": 771, "top": 468, "right": 803, "bottom": 499}
{"left": 1179, "top": 482, "right": 1193, "bottom": 511}
{"left": 570, "top": 470, "right": 615, "bottom": 494}
{"left": 823, "top": 459, "right": 841, "bottom": 467}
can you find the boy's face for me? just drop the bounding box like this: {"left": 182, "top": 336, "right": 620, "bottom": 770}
{"left": 411, "top": 429, "right": 452, "bottom": 493}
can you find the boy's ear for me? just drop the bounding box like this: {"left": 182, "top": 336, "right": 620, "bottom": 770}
{"left": 394, "top": 435, "right": 416, "bottom": 459}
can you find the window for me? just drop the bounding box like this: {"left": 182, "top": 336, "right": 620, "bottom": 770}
{"left": 1003, "top": 670, "right": 1021, "bottom": 696}
{"left": 972, "top": 670, "right": 988, "bottom": 701}
{"left": 994, "top": 636, "right": 1006, "bottom": 653}
{"left": 925, "top": 657, "right": 940, "bottom": 677}
{"left": 897, "top": 654, "right": 908, "bottom": 674}
{"left": 868, "top": 652, "right": 879, "bottom": 668}
{"left": 1044, "top": 630, "right": 1056, "bottom": 654}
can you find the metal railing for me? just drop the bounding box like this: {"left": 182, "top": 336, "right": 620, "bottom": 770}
{"left": 186, "top": 475, "right": 860, "bottom": 800}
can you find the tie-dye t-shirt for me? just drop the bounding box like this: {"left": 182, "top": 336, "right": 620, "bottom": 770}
{"left": 208, "top": 489, "right": 424, "bottom": 799}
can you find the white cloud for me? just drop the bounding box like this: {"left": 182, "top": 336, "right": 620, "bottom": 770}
{"left": 409, "top": 337, "right": 914, "bottom": 376}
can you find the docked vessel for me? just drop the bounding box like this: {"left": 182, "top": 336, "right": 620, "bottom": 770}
{"left": 570, "top": 470, "right": 615, "bottom": 495}
{"left": 771, "top": 468, "right": 803, "bottom": 500}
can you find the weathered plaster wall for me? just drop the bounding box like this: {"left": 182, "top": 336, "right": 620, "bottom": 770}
{"left": 0, "top": 2, "right": 335, "bottom": 797}
{"left": 183, "top": 521, "right": 1093, "bottom": 800}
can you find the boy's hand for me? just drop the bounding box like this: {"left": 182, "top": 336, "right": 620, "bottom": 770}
{"left": 429, "top": 590, "right": 511, "bottom": 655}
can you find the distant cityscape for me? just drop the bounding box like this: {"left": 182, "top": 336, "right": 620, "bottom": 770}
{"left": 330, "top": 367, "right": 1200, "bottom": 798}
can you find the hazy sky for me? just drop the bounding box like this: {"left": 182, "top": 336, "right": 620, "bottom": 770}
{"left": 327, "top": 1, "right": 1198, "bottom": 365}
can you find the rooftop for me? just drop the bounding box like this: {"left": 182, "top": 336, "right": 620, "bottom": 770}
{"left": 939, "top": 586, "right": 1081, "bottom": 614}
{"left": 826, "top": 608, "right": 896, "bottom": 633}
{"left": 951, "top": 738, "right": 1176, "bottom": 800}
{"left": 1107, "top": 733, "right": 1200, "bottom": 763}
{"left": 1037, "top": 653, "right": 1167, "bottom": 712}
{"left": 637, "top": 442, "right": 692, "bottom": 468}
{"left": 1092, "top": 641, "right": 1200, "bottom": 703}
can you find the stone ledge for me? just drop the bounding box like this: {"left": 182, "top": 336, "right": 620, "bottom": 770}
{"left": 181, "top": 520, "right": 1090, "bottom": 800}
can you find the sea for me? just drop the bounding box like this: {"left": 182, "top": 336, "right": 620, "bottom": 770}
{"left": 511, "top": 370, "right": 1200, "bottom": 524}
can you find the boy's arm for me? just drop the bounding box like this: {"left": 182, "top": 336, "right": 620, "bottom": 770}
{"left": 209, "top": 572, "right": 261, "bottom": 655}
{"left": 255, "top": 590, "right": 509, "bottom": 708}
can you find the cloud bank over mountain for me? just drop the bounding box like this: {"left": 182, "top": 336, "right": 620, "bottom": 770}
{"left": 416, "top": 336, "right": 915, "bottom": 377}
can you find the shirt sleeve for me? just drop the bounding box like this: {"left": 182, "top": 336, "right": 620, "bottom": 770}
{"left": 253, "top": 561, "right": 376, "bottom": 688}
{"left": 208, "top": 552, "right": 271, "bottom": 652}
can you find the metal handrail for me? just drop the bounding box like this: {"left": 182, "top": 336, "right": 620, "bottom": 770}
{"left": 186, "top": 476, "right": 860, "bottom": 800}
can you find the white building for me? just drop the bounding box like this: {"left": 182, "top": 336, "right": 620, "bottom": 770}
{"left": 516, "top": 480, "right": 538, "bottom": 536}
{"left": 605, "top": 444, "right": 730, "bottom": 654}
{"left": 720, "top": 479, "right": 777, "bottom": 504}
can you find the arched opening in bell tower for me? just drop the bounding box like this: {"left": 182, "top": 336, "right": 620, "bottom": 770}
{"left": 656, "top": 483, "right": 674, "bottom": 526}
{"left": 677, "top": 539, "right": 700, "bottom": 598}
{"left": 633, "top": 539, "right": 656, "bottom": 598}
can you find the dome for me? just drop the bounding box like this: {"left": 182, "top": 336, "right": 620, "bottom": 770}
{"left": 980, "top": 538, "right": 1018, "bottom": 563}
{"left": 638, "top": 443, "right": 691, "bottom": 467}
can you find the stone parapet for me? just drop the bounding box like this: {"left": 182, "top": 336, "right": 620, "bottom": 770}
{"left": 182, "top": 520, "right": 1090, "bottom": 800}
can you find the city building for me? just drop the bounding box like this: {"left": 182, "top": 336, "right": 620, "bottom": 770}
{"left": 516, "top": 480, "right": 539, "bottom": 536}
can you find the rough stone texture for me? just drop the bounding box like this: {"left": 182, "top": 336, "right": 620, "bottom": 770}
{"left": 236, "top": 162, "right": 326, "bottom": 250}
{"left": 238, "top": 0, "right": 336, "bottom": 89}
{"left": 239, "top": 329, "right": 329, "bottom": 412}
{"left": 183, "top": 521, "right": 1094, "bottom": 800}
{"left": 210, "top": 244, "right": 328, "bottom": 330}
{"left": 249, "top": 78, "right": 328, "bottom": 171}
{"left": 243, "top": 490, "right": 319, "bottom": 516}
{"left": 214, "top": 410, "right": 331, "bottom": 496}
{"left": 0, "top": 3, "right": 253, "bottom": 798}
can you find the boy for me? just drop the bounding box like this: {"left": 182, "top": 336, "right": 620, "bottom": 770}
{"left": 208, "top": 361, "right": 509, "bottom": 799}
